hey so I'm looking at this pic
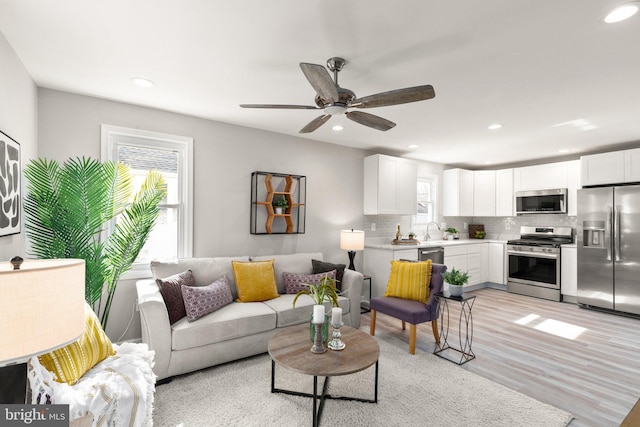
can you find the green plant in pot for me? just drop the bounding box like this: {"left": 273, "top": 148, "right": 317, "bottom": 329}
{"left": 292, "top": 275, "right": 340, "bottom": 342}
{"left": 272, "top": 195, "right": 289, "bottom": 214}
{"left": 445, "top": 227, "right": 458, "bottom": 240}
{"left": 23, "top": 157, "right": 166, "bottom": 329}
{"left": 442, "top": 267, "right": 469, "bottom": 297}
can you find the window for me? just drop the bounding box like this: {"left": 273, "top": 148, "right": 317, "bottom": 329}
{"left": 101, "top": 125, "right": 193, "bottom": 274}
{"left": 413, "top": 175, "right": 437, "bottom": 224}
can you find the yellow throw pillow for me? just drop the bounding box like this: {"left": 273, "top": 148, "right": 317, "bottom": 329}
{"left": 232, "top": 259, "right": 280, "bottom": 302}
{"left": 38, "top": 302, "right": 115, "bottom": 385}
{"left": 384, "top": 259, "right": 432, "bottom": 303}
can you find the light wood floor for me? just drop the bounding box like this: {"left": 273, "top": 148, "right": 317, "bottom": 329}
{"left": 364, "top": 288, "right": 640, "bottom": 427}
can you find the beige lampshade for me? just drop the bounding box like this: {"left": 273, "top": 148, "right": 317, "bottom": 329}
{"left": 340, "top": 229, "right": 365, "bottom": 251}
{"left": 0, "top": 258, "right": 86, "bottom": 366}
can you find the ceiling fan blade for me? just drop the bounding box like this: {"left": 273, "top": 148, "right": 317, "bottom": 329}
{"left": 299, "top": 114, "right": 331, "bottom": 134}
{"left": 240, "top": 104, "right": 319, "bottom": 109}
{"left": 299, "top": 63, "right": 339, "bottom": 102}
{"left": 346, "top": 111, "right": 396, "bottom": 131}
{"left": 352, "top": 85, "right": 435, "bottom": 108}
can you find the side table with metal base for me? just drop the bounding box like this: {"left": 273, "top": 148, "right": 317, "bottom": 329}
{"left": 433, "top": 291, "right": 476, "bottom": 365}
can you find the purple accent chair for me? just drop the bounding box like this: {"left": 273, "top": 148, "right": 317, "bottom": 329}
{"left": 369, "top": 263, "right": 447, "bottom": 354}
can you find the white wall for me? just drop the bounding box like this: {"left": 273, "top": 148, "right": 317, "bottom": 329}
{"left": 37, "top": 88, "right": 366, "bottom": 340}
{"left": 0, "top": 31, "right": 37, "bottom": 261}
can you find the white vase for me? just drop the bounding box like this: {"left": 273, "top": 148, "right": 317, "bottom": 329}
{"left": 275, "top": 207, "right": 283, "bottom": 214}
{"left": 448, "top": 284, "right": 464, "bottom": 296}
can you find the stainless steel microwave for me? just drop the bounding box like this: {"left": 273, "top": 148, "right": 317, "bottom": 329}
{"left": 515, "top": 188, "right": 567, "bottom": 214}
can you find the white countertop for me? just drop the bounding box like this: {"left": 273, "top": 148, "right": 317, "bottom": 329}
{"left": 365, "top": 238, "right": 509, "bottom": 251}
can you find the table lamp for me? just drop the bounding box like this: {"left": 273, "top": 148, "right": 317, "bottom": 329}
{"left": 0, "top": 258, "right": 85, "bottom": 401}
{"left": 340, "top": 229, "right": 365, "bottom": 270}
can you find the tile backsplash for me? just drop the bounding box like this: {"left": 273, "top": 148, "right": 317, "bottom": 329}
{"left": 364, "top": 214, "right": 577, "bottom": 243}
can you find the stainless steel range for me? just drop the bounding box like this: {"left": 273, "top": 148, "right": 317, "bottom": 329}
{"left": 507, "top": 226, "right": 573, "bottom": 302}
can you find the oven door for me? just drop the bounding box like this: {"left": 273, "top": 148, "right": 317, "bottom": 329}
{"left": 507, "top": 249, "right": 560, "bottom": 289}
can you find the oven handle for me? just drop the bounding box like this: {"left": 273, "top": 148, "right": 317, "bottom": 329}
{"left": 507, "top": 250, "right": 559, "bottom": 259}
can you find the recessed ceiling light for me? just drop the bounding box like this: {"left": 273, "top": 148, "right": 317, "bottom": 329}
{"left": 131, "top": 77, "right": 155, "bottom": 88}
{"left": 488, "top": 124, "right": 502, "bottom": 130}
{"left": 332, "top": 125, "right": 344, "bottom": 131}
{"left": 484, "top": 161, "right": 492, "bottom": 165}
{"left": 408, "top": 144, "right": 419, "bottom": 149}
{"left": 605, "top": 2, "right": 640, "bottom": 23}
{"left": 558, "top": 149, "right": 570, "bottom": 154}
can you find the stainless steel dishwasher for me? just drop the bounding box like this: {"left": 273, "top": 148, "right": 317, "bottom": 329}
{"left": 419, "top": 247, "right": 444, "bottom": 264}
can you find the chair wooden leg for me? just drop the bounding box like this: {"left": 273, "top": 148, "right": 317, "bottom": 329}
{"left": 431, "top": 319, "right": 440, "bottom": 344}
{"left": 409, "top": 324, "right": 417, "bottom": 355}
{"left": 402, "top": 320, "right": 406, "bottom": 331}
{"left": 370, "top": 310, "right": 377, "bottom": 336}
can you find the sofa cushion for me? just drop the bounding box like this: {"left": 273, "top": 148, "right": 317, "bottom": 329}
{"left": 151, "top": 256, "right": 250, "bottom": 300}
{"left": 156, "top": 269, "right": 196, "bottom": 324}
{"left": 311, "top": 259, "right": 346, "bottom": 290}
{"left": 283, "top": 269, "right": 337, "bottom": 294}
{"left": 252, "top": 252, "right": 323, "bottom": 294}
{"left": 171, "top": 302, "right": 277, "bottom": 350}
{"left": 232, "top": 259, "right": 280, "bottom": 302}
{"left": 181, "top": 276, "right": 233, "bottom": 322}
{"left": 262, "top": 294, "right": 351, "bottom": 328}
{"left": 384, "top": 259, "right": 432, "bottom": 303}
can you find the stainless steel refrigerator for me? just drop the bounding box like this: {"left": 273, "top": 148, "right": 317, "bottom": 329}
{"left": 577, "top": 186, "right": 640, "bottom": 315}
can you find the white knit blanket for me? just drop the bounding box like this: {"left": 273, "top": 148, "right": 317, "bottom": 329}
{"left": 28, "top": 342, "right": 156, "bottom": 427}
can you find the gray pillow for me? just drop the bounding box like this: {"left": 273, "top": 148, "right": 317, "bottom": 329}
{"left": 311, "top": 260, "right": 346, "bottom": 290}
{"left": 181, "top": 276, "right": 233, "bottom": 322}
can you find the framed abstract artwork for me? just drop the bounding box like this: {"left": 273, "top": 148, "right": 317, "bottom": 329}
{"left": 0, "top": 130, "right": 20, "bottom": 237}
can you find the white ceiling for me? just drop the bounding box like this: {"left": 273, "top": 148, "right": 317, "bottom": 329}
{"left": 1, "top": 0, "right": 640, "bottom": 168}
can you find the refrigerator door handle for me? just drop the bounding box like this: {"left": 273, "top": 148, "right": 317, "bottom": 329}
{"left": 606, "top": 205, "right": 612, "bottom": 261}
{"left": 614, "top": 205, "right": 621, "bottom": 262}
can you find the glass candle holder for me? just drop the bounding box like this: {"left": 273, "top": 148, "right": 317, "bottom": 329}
{"left": 328, "top": 321, "right": 346, "bottom": 351}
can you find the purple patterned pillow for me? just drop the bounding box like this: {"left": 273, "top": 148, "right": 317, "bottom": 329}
{"left": 283, "top": 270, "right": 337, "bottom": 294}
{"left": 156, "top": 269, "right": 196, "bottom": 324}
{"left": 181, "top": 276, "right": 233, "bottom": 322}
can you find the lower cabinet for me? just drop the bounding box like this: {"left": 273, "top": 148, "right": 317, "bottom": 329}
{"left": 444, "top": 244, "right": 488, "bottom": 289}
{"left": 561, "top": 246, "right": 577, "bottom": 297}
{"left": 488, "top": 243, "right": 506, "bottom": 284}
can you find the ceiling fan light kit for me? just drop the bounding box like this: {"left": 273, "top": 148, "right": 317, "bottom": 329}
{"left": 241, "top": 57, "right": 435, "bottom": 133}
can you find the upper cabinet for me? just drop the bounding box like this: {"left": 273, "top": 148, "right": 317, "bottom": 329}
{"left": 513, "top": 162, "right": 568, "bottom": 192}
{"left": 364, "top": 154, "right": 417, "bottom": 215}
{"left": 473, "top": 170, "right": 496, "bottom": 216}
{"left": 495, "top": 168, "right": 514, "bottom": 216}
{"left": 443, "top": 168, "right": 474, "bottom": 216}
{"left": 581, "top": 149, "right": 640, "bottom": 186}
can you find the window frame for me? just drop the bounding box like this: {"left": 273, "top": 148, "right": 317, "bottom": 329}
{"left": 413, "top": 174, "right": 438, "bottom": 224}
{"left": 101, "top": 124, "right": 193, "bottom": 278}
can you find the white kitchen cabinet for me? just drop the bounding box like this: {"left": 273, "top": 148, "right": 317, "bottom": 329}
{"left": 488, "top": 243, "right": 506, "bottom": 284}
{"left": 514, "top": 162, "right": 568, "bottom": 192}
{"left": 566, "top": 160, "right": 580, "bottom": 216}
{"left": 473, "top": 170, "right": 496, "bottom": 216}
{"left": 495, "top": 168, "right": 514, "bottom": 216}
{"left": 364, "top": 154, "right": 418, "bottom": 215}
{"left": 444, "top": 243, "right": 488, "bottom": 289}
{"left": 561, "top": 246, "right": 577, "bottom": 297}
{"left": 443, "top": 168, "right": 474, "bottom": 216}
{"left": 624, "top": 148, "right": 640, "bottom": 183}
{"left": 393, "top": 249, "right": 418, "bottom": 261}
{"left": 580, "top": 151, "right": 625, "bottom": 186}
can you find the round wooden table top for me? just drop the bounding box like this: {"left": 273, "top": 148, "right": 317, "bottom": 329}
{"left": 268, "top": 323, "right": 380, "bottom": 377}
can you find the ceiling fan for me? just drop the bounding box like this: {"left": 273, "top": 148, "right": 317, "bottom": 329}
{"left": 240, "top": 57, "right": 436, "bottom": 133}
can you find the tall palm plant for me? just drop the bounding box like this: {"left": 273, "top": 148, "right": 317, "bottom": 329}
{"left": 23, "top": 157, "right": 166, "bottom": 328}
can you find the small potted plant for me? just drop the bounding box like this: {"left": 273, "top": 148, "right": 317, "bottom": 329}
{"left": 292, "top": 275, "right": 340, "bottom": 342}
{"left": 272, "top": 195, "right": 289, "bottom": 214}
{"left": 442, "top": 267, "right": 469, "bottom": 297}
{"left": 408, "top": 232, "right": 416, "bottom": 240}
{"left": 445, "top": 227, "right": 458, "bottom": 240}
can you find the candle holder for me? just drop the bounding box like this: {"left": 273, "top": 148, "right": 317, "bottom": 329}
{"left": 310, "top": 321, "right": 327, "bottom": 354}
{"left": 328, "top": 321, "right": 346, "bottom": 351}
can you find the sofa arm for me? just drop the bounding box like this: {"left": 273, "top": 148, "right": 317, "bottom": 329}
{"left": 136, "top": 279, "right": 172, "bottom": 380}
{"left": 340, "top": 269, "right": 363, "bottom": 329}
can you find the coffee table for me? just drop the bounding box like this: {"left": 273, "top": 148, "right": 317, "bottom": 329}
{"left": 268, "top": 323, "right": 380, "bottom": 427}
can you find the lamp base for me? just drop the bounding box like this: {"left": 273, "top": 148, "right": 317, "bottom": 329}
{"left": 347, "top": 250, "right": 356, "bottom": 271}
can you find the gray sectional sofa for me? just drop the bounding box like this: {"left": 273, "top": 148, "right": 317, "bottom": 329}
{"left": 135, "top": 252, "right": 363, "bottom": 380}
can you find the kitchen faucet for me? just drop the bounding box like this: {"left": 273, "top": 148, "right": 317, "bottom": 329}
{"left": 426, "top": 222, "right": 440, "bottom": 240}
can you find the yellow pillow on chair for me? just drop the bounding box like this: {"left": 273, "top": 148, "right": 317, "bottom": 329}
{"left": 384, "top": 259, "right": 432, "bottom": 303}
{"left": 38, "top": 303, "right": 115, "bottom": 385}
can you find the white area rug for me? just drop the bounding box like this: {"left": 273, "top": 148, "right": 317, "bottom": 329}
{"left": 153, "top": 332, "right": 573, "bottom": 426}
